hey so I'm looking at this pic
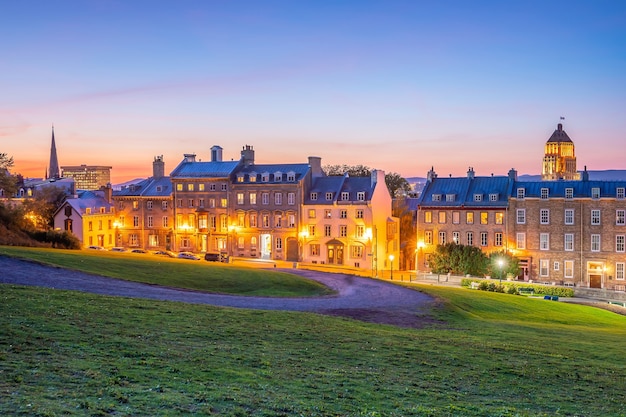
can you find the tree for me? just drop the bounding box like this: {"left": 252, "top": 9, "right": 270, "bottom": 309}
{"left": 487, "top": 250, "right": 520, "bottom": 279}
{"left": 430, "top": 243, "right": 489, "bottom": 276}
{"left": 392, "top": 198, "right": 416, "bottom": 270}
{"left": 385, "top": 172, "right": 412, "bottom": 198}
{"left": 22, "top": 186, "right": 67, "bottom": 229}
{"left": 323, "top": 164, "right": 371, "bottom": 177}
{"left": 0, "top": 153, "right": 18, "bottom": 197}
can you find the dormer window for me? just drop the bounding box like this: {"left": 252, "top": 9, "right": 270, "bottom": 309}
{"left": 357, "top": 192, "right": 365, "bottom": 201}
{"left": 310, "top": 192, "right": 318, "bottom": 201}
{"left": 325, "top": 192, "right": 333, "bottom": 201}
{"left": 446, "top": 194, "right": 455, "bottom": 202}
{"left": 261, "top": 172, "right": 270, "bottom": 182}
{"left": 591, "top": 187, "right": 600, "bottom": 199}
{"left": 474, "top": 194, "right": 482, "bottom": 202}
{"left": 237, "top": 175, "right": 245, "bottom": 183}
{"left": 341, "top": 192, "right": 349, "bottom": 201}
{"left": 432, "top": 194, "right": 441, "bottom": 202}
{"left": 541, "top": 188, "right": 549, "bottom": 200}
{"left": 249, "top": 172, "right": 257, "bottom": 182}
{"left": 274, "top": 171, "right": 282, "bottom": 182}
{"left": 617, "top": 188, "right": 625, "bottom": 200}
{"left": 517, "top": 188, "right": 525, "bottom": 199}
{"left": 156, "top": 186, "right": 162, "bottom": 192}
{"left": 287, "top": 171, "right": 296, "bottom": 182}
{"left": 489, "top": 193, "right": 498, "bottom": 202}
{"left": 565, "top": 188, "right": 573, "bottom": 199}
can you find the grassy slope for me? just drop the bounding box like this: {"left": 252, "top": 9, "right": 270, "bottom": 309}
{"left": 0, "top": 246, "right": 332, "bottom": 297}
{"left": 1, "top": 281, "right": 625, "bottom": 416}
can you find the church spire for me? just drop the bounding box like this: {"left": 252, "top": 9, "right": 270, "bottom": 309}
{"left": 48, "top": 125, "right": 60, "bottom": 179}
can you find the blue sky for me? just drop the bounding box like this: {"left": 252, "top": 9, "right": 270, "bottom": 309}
{"left": 1, "top": 0, "right": 625, "bottom": 182}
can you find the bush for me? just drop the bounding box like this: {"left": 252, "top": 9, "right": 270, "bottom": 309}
{"left": 466, "top": 280, "right": 574, "bottom": 297}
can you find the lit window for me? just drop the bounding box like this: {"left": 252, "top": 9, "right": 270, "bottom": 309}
{"left": 176, "top": 184, "right": 183, "bottom": 191}
{"left": 564, "top": 261, "right": 574, "bottom": 278}
{"left": 438, "top": 211, "right": 446, "bottom": 223}
{"left": 308, "top": 209, "right": 316, "bottom": 218}
{"left": 452, "top": 231, "right": 460, "bottom": 244}
{"left": 424, "top": 211, "right": 432, "bottom": 223}
{"left": 466, "top": 212, "right": 474, "bottom": 224}
{"left": 480, "top": 212, "right": 488, "bottom": 225}
{"left": 495, "top": 212, "right": 503, "bottom": 225}
{"left": 188, "top": 183, "right": 194, "bottom": 191}
{"left": 325, "top": 210, "right": 332, "bottom": 218}
{"left": 250, "top": 193, "right": 257, "bottom": 205}
{"left": 516, "top": 233, "right": 526, "bottom": 249}
{"left": 424, "top": 231, "right": 433, "bottom": 244}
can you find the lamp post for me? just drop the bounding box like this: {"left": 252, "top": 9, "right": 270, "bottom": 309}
{"left": 298, "top": 230, "right": 309, "bottom": 262}
{"left": 389, "top": 254, "right": 394, "bottom": 281}
{"left": 498, "top": 258, "right": 505, "bottom": 285}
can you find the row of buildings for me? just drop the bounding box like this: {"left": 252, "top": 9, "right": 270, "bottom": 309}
{"left": 52, "top": 146, "right": 399, "bottom": 276}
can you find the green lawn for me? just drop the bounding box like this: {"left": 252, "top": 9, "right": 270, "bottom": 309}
{"left": 0, "top": 246, "right": 332, "bottom": 297}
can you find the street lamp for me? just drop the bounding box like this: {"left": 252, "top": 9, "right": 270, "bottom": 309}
{"left": 498, "top": 258, "right": 505, "bottom": 285}
{"left": 389, "top": 254, "right": 395, "bottom": 281}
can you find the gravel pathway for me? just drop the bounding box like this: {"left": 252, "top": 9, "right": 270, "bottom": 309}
{"left": 0, "top": 256, "right": 437, "bottom": 328}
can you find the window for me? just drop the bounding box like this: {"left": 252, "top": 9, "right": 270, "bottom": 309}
{"left": 480, "top": 232, "right": 488, "bottom": 247}
{"left": 146, "top": 201, "right": 153, "bottom": 210}
{"left": 554, "top": 261, "right": 560, "bottom": 271}
{"left": 432, "top": 194, "right": 441, "bottom": 202}
{"left": 517, "top": 188, "right": 525, "bottom": 199}
{"left": 591, "top": 187, "right": 600, "bottom": 199}
{"left": 540, "top": 188, "right": 549, "bottom": 199}
{"left": 287, "top": 172, "right": 296, "bottom": 182}
{"left": 466, "top": 212, "right": 474, "bottom": 224}
{"left": 341, "top": 192, "right": 349, "bottom": 201}
{"left": 326, "top": 192, "right": 333, "bottom": 201}
{"left": 618, "top": 188, "right": 625, "bottom": 200}
{"left": 133, "top": 216, "right": 139, "bottom": 227}
{"left": 177, "top": 199, "right": 183, "bottom": 208}
{"left": 540, "top": 233, "right": 550, "bottom": 250}
{"left": 274, "top": 172, "right": 282, "bottom": 182}
{"left": 424, "top": 231, "right": 433, "bottom": 244}
{"left": 325, "top": 209, "right": 332, "bottom": 218}
{"left": 452, "top": 231, "right": 460, "bottom": 244}
{"left": 88, "top": 221, "right": 93, "bottom": 231}
{"left": 209, "top": 198, "right": 215, "bottom": 208}
{"left": 162, "top": 201, "right": 168, "bottom": 210}
{"left": 275, "top": 237, "right": 282, "bottom": 250}
{"left": 199, "top": 198, "right": 205, "bottom": 208}
{"left": 262, "top": 214, "right": 270, "bottom": 228}
{"left": 424, "top": 211, "right": 432, "bottom": 223}
{"left": 220, "top": 198, "right": 227, "bottom": 208}
{"left": 357, "top": 192, "right": 365, "bottom": 201}
{"left": 162, "top": 216, "right": 168, "bottom": 227}
{"left": 288, "top": 214, "right": 295, "bottom": 228}
{"left": 251, "top": 237, "right": 257, "bottom": 248}
{"left": 516, "top": 233, "right": 526, "bottom": 249}
{"left": 495, "top": 212, "right": 503, "bottom": 225}
{"left": 308, "top": 209, "right": 316, "bottom": 218}
{"left": 591, "top": 234, "right": 601, "bottom": 252}
{"left": 495, "top": 232, "right": 503, "bottom": 246}
{"left": 188, "top": 199, "right": 194, "bottom": 208}
{"left": 540, "top": 259, "right": 549, "bottom": 277}
{"left": 480, "top": 212, "right": 488, "bottom": 225}
{"left": 489, "top": 193, "right": 498, "bottom": 202}
{"left": 340, "top": 210, "right": 347, "bottom": 219}
{"left": 250, "top": 214, "right": 257, "bottom": 227}
{"left": 356, "top": 209, "right": 363, "bottom": 219}
{"left": 132, "top": 201, "right": 139, "bottom": 210}
{"left": 275, "top": 193, "right": 282, "bottom": 205}
{"left": 261, "top": 173, "right": 269, "bottom": 182}
{"left": 617, "top": 210, "right": 625, "bottom": 226}
{"left": 130, "top": 234, "right": 139, "bottom": 247}
{"left": 446, "top": 194, "right": 455, "bottom": 202}
{"left": 340, "top": 225, "right": 347, "bottom": 237}
{"left": 617, "top": 262, "right": 625, "bottom": 280}
{"left": 564, "top": 234, "right": 574, "bottom": 251}
{"left": 149, "top": 235, "right": 158, "bottom": 247}
{"left": 147, "top": 216, "right": 153, "bottom": 228}
{"left": 262, "top": 193, "right": 269, "bottom": 205}
{"left": 617, "top": 235, "right": 625, "bottom": 253}
{"left": 199, "top": 215, "right": 208, "bottom": 229}
{"left": 591, "top": 210, "right": 601, "bottom": 225}
{"left": 250, "top": 193, "right": 257, "bottom": 205}
{"left": 565, "top": 209, "right": 574, "bottom": 225}
{"left": 210, "top": 184, "right": 216, "bottom": 191}
{"left": 438, "top": 211, "right": 446, "bottom": 224}
{"left": 466, "top": 232, "right": 473, "bottom": 246}
{"left": 517, "top": 209, "right": 526, "bottom": 224}
{"left": 474, "top": 194, "right": 482, "bottom": 202}
{"left": 438, "top": 231, "right": 446, "bottom": 244}
{"left": 565, "top": 188, "right": 573, "bottom": 199}
{"left": 275, "top": 214, "right": 282, "bottom": 228}
{"left": 199, "top": 184, "right": 205, "bottom": 191}
{"left": 351, "top": 245, "right": 363, "bottom": 258}
{"left": 310, "top": 244, "right": 320, "bottom": 256}
{"left": 564, "top": 261, "right": 574, "bottom": 278}
{"left": 324, "top": 225, "right": 331, "bottom": 237}
{"left": 249, "top": 174, "right": 257, "bottom": 183}
{"left": 176, "top": 183, "right": 183, "bottom": 191}
{"left": 288, "top": 193, "right": 295, "bottom": 205}
{"left": 310, "top": 192, "right": 318, "bottom": 201}
{"left": 452, "top": 211, "right": 460, "bottom": 224}
{"left": 187, "top": 183, "right": 194, "bottom": 191}
{"left": 237, "top": 193, "right": 244, "bottom": 205}
{"left": 540, "top": 209, "right": 550, "bottom": 225}
{"left": 356, "top": 225, "right": 365, "bottom": 238}
{"left": 238, "top": 237, "right": 244, "bottom": 249}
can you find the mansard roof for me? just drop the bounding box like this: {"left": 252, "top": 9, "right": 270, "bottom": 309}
{"left": 546, "top": 123, "right": 572, "bottom": 143}
{"left": 57, "top": 190, "right": 113, "bottom": 217}
{"left": 170, "top": 160, "right": 240, "bottom": 178}
{"left": 114, "top": 176, "right": 172, "bottom": 197}
{"left": 234, "top": 163, "right": 310, "bottom": 183}
{"left": 418, "top": 175, "right": 512, "bottom": 208}
{"left": 305, "top": 175, "right": 374, "bottom": 204}
{"left": 514, "top": 180, "right": 626, "bottom": 198}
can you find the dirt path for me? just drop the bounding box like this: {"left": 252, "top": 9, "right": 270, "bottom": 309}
{"left": 0, "top": 256, "right": 438, "bottom": 328}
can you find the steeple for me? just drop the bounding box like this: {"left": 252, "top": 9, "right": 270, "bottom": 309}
{"left": 48, "top": 125, "right": 60, "bottom": 179}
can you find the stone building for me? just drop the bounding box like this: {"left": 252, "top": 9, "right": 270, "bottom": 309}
{"left": 542, "top": 122, "right": 580, "bottom": 181}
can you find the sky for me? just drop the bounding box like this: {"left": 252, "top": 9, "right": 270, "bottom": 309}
{"left": 1, "top": 0, "right": 625, "bottom": 183}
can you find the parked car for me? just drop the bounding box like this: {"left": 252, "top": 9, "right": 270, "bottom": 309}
{"left": 204, "top": 252, "right": 229, "bottom": 262}
{"left": 110, "top": 247, "right": 126, "bottom": 252}
{"left": 87, "top": 245, "right": 105, "bottom": 250}
{"left": 154, "top": 250, "right": 176, "bottom": 258}
{"left": 131, "top": 249, "right": 148, "bottom": 254}
{"left": 178, "top": 252, "right": 200, "bottom": 260}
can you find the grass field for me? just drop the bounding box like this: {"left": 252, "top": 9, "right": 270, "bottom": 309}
{"left": 1, "top": 248, "right": 626, "bottom": 416}
{"left": 0, "top": 246, "right": 332, "bottom": 297}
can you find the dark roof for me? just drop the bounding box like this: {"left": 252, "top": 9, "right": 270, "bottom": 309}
{"left": 170, "top": 161, "right": 240, "bottom": 178}
{"left": 113, "top": 177, "right": 172, "bottom": 197}
{"left": 233, "top": 163, "right": 310, "bottom": 184}
{"left": 418, "top": 176, "right": 512, "bottom": 208}
{"left": 514, "top": 180, "right": 626, "bottom": 198}
{"left": 305, "top": 175, "right": 374, "bottom": 204}
{"left": 546, "top": 123, "right": 572, "bottom": 143}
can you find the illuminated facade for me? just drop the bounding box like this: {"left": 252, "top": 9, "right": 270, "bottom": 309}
{"left": 61, "top": 165, "right": 112, "bottom": 190}
{"left": 541, "top": 123, "right": 580, "bottom": 181}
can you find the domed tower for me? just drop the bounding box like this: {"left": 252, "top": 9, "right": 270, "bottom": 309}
{"left": 542, "top": 122, "right": 580, "bottom": 180}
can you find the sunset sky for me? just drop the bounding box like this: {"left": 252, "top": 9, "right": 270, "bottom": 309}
{"left": 2, "top": 1, "right": 625, "bottom": 183}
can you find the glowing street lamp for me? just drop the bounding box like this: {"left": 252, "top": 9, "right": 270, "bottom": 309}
{"left": 389, "top": 254, "right": 395, "bottom": 281}
{"left": 498, "top": 258, "right": 506, "bottom": 285}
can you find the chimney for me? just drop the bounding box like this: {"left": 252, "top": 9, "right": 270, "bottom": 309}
{"left": 184, "top": 153, "right": 196, "bottom": 163}
{"left": 582, "top": 165, "right": 589, "bottom": 182}
{"left": 101, "top": 183, "right": 112, "bottom": 204}
{"left": 153, "top": 155, "right": 165, "bottom": 178}
{"left": 241, "top": 145, "right": 255, "bottom": 167}
{"left": 427, "top": 166, "right": 437, "bottom": 182}
{"left": 210, "top": 146, "right": 223, "bottom": 162}
{"left": 467, "top": 167, "right": 475, "bottom": 179}
{"left": 508, "top": 168, "right": 518, "bottom": 181}
{"left": 308, "top": 156, "right": 323, "bottom": 178}
{"left": 558, "top": 123, "right": 563, "bottom": 131}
